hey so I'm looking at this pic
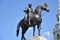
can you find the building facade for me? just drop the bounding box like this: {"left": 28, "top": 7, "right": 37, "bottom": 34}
{"left": 53, "top": 0, "right": 60, "bottom": 40}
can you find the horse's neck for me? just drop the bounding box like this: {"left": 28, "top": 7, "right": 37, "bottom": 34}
{"left": 34, "top": 7, "right": 42, "bottom": 15}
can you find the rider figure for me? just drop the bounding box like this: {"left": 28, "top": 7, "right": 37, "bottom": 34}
{"left": 24, "top": 3, "right": 33, "bottom": 24}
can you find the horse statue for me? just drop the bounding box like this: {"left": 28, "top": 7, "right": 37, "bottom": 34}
{"left": 16, "top": 3, "right": 50, "bottom": 40}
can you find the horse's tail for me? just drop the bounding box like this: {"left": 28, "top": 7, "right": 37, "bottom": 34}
{"left": 16, "top": 22, "right": 21, "bottom": 37}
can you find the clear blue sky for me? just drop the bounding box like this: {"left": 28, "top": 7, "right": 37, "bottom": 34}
{"left": 0, "top": 0, "right": 58, "bottom": 40}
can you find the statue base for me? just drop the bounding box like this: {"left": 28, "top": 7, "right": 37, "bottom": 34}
{"left": 28, "top": 36, "right": 47, "bottom": 40}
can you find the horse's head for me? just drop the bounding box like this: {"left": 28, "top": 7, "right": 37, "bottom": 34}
{"left": 41, "top": 3, "right": 50, "bottom": 12}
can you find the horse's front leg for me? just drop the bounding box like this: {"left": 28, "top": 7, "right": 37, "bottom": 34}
{"left": 33, "top": 26, "right": 35, "bottom": 36}
{"left": 21, "top": 34, "right": 23, "bottom": 40}
{"left": 37, "top": 24, "right": 41, "bottom": 36}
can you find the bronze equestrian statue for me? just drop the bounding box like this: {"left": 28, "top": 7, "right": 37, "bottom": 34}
{"left": 16, "top": 3, "right": 50, "bottom": 40}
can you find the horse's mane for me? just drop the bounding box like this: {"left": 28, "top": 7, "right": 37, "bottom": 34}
{"left": 33, "top": 5, "right": 41, "bottom": 14}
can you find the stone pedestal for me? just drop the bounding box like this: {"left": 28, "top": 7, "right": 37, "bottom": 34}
{"left": 28, "top": 36, "right": 47, "bottom": 40}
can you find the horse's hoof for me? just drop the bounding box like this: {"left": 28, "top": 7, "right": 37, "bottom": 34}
{"left": 40, "top": 28, "right": 42, "bottom": 29}
{"left": 38, "top": 34, "right": 40, "bottom": 36}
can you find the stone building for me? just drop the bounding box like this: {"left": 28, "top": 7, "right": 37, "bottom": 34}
{"left": 53, "top": 0, "right": 60, "bottom": 40}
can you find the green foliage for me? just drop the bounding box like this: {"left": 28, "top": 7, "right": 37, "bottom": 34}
{"left": 55, "top": 36, "right": 60, "bottom": 40}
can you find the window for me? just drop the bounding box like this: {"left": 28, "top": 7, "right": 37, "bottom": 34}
{"left": 57, "top": 34, "right": 60, "bottom": 40}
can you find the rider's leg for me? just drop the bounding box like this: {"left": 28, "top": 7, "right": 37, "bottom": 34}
{"left": 28, "top": 13, "right": 31, "bottom": 24}
{"left": 25, "top": 14, "right": 27, "bottom": 24}
{"left": 29, "top": 17, "right": 30, "bottom": 24}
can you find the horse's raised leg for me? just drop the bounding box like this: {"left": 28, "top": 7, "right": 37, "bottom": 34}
{"left": 33, "top": 27, "right": 35, "bottom": 36}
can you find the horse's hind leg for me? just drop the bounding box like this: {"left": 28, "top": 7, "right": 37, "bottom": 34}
{"left": 21, "top": 27, "right": 29, "bottom": 40}
{"left": 23, "top": 36, "right": 26, "bottom": 40}
{"left": 21, "top": 32, "right": 26, "bottom": 40}
{"left": 21, "top": 30, "right": 26, "bottom": 40}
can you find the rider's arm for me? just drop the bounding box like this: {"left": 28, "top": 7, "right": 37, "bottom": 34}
{"left": 23, "top": 7, "right": 28, "bottom": 12}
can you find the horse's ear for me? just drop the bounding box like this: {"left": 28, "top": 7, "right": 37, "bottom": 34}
{"left": 44, "top": 2, "right": 46, "bottom": 5}
{"left": 44, "top": 3, "right": 48, "bottom": 6}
